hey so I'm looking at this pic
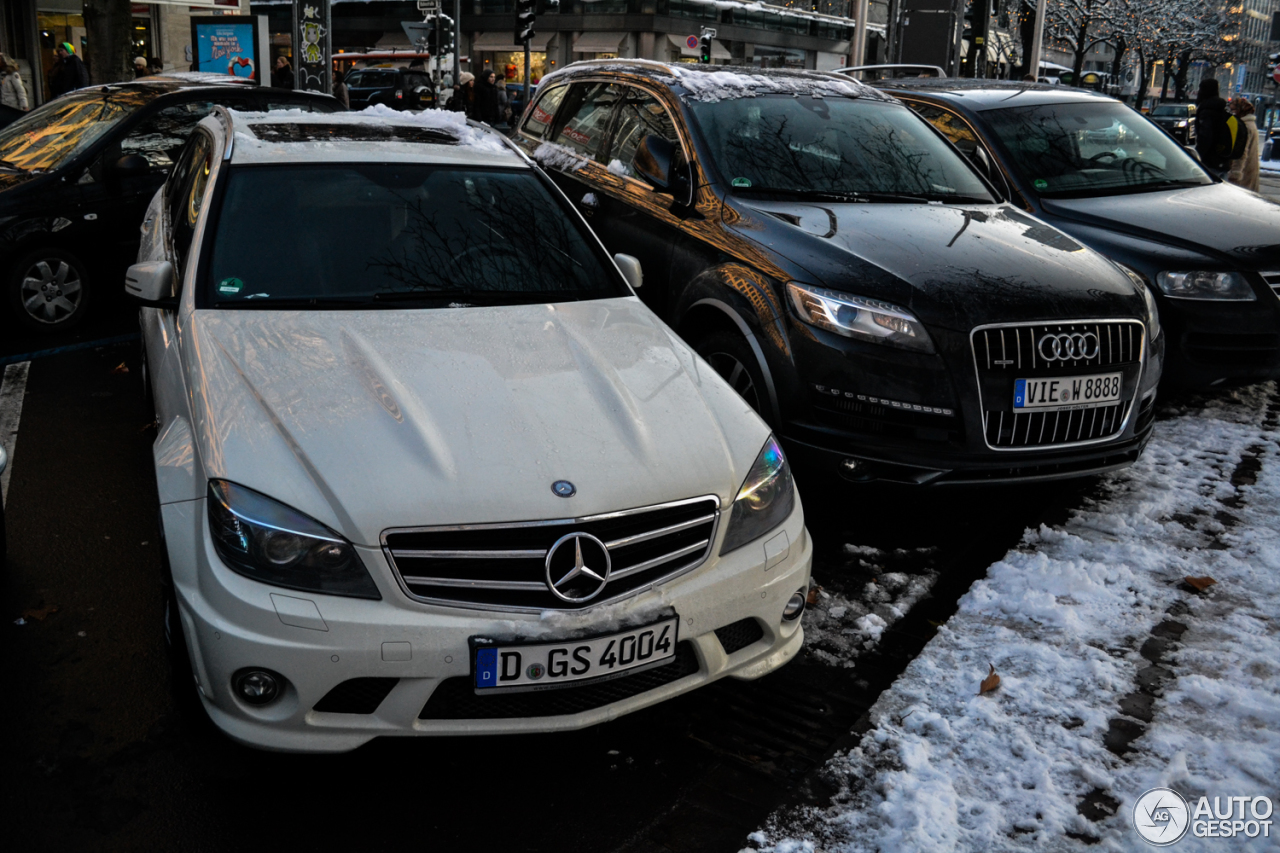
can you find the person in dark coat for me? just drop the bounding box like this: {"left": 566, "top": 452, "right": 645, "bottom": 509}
{"left": 332, "top": 69, "right": 349, "bottom": 109}
{"left": 473, "top": 70, "right": 502, "bottom": 124}
{"left": 272, "top": 56, "right": 294, "bottom": 90}
{"left": 48, "top": 42, "right": 89, "bottom": 98}
{"left": 1194, "top": 78, "right": 1232, "bottom": 178}
{"left": 447, "top": 72, "right": 473, "bottom": 113}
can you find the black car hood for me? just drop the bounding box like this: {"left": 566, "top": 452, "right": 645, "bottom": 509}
{"left": 0, "top": 170, "right": 37, "bottom": 194}
{"left": 728, "top": 199, "right": 1142, "bottom": 332}
{"left": 1041, "top": 183, "right": 1280, "bottom": 268}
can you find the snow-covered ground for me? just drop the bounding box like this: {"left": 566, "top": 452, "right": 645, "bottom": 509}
{"left": 751, "top": 383, "right": 1280, "bottom": 852}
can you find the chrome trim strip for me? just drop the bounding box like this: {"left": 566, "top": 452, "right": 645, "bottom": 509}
{"left": 380, "top": 495, "right": 721, "bottom": 613}
{"left": 400, "top": 577, "right": 547, "bottom": 591}
{"left": 969, "top": 319, "right": 1146, "bottom": 452}
{"left": 604, "top": 514, "right": 716, "bottom": 549}
{"left": 611, "top": 540, "right": 711, "bottom": 580}
{"left": 392, "top": 549, "right": 546, "bottom": 559}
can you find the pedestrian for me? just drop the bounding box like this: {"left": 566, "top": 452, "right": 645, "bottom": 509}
{"left": 133, "top": 56, "right": 150, "bottom": 78}
{"left": 495, "top": 73, "right": 513, "bottom": 125}
{"left": 1194, "top": 78, "right": 1234, "bottom": 179}
{"left": 1227, "top": 98, "right": 1260, "bottom": 193}
{"left": 48, "top": 42, "right": 89, "bottom": 98}
{"left": 447, "top": 71, "right": 473, "bottom": 113}
{"left": 474, "top": 70, "right": 501, "bottom": 124}
{"left": 1, "top": 56, "right": 29, "bottom": 111}
{"left": 272, "top": 56, "right": 294, "bottom": 90}
{"left": 332, "top": 68, "right": 349, "bottom": 109}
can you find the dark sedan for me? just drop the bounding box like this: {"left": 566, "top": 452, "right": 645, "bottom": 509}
{"left": 516, "top": 62, "right": 1163, "bottom": 486}
{"left": 0, "top": 76, "right": 341, "bottom": 332}
{"left": 871, "top": 77, "right": 1280, "bottom": 389}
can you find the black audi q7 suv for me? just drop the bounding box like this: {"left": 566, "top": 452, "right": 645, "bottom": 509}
{"left": 516, "top": 61, "right": 1164, "bottom": 486}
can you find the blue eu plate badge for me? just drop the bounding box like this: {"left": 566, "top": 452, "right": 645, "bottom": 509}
{"left": 1014, "top": 379, "right": 1026, "bottom": 408}
{"left": 475, "top": 647, "right": 498, "bottom": 688}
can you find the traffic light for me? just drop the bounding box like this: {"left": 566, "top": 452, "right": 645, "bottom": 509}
{"left": 515, "top": 0, "right": 536, "bottom": 45}
{"left": 699, "top": 28, "right": 714, "bottom": 64}
{"left": 434, "top": 15, "right": 454, "bottom": 52}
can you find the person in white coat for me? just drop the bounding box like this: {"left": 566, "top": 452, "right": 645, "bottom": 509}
{"left": 1, "top": 57, "right": 29, "bottom": 111}
{"left": 1228, "top": 98, "right": 1260, "bottom": 193}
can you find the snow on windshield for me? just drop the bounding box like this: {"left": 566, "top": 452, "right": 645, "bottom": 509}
{"left": 749, "top": 382, "right": 1280, "bottom": 851}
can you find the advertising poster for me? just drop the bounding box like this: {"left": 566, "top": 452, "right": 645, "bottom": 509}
{"left": 191, "top": 17, "right": 261, "bottom": 82}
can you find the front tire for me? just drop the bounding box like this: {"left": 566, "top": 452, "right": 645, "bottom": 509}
{"left": 695, "top": 330, "right": 768, "bottom": 418}
{"left": 7, "top": 246, "right": 91, "bottom": 332}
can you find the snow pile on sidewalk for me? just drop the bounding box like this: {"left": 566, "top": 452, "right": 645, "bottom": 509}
{"left": 750, "top": 383, "right": 1280, "bottom": 852}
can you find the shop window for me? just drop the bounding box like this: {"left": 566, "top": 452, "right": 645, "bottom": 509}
{"left": 608, "top": 88, "right": 684, "bottom": 179}
{"left": 123, "top": 101, "right": 216, "bottom": 170}
{"left": 551, "top": 83, "right": 622, "bottom": 161}
{"left": 523, "top": 85, "right": 568, "bottom": 139}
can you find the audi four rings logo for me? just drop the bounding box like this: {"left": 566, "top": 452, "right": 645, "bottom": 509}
{"left": 1038, "top": 332, "right": 1100, "bottom": 361}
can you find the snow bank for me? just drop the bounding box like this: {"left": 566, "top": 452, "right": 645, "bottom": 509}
{"left": 751, "top": 383, "right": 1280, "bottom": 852}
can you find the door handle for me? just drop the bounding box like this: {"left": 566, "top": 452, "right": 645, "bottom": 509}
{"left": 580, "top": 192, "right": 599, "bottom": 215}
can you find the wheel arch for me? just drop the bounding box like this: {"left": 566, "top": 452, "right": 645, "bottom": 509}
{"left": 682, "top": 298, "right": 782, "bottom": 425}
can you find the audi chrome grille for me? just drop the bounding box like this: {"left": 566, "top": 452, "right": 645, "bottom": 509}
{"left": 971, "top": 320, "right": 1145, "bottom": 451}
{"left": 381, "top": 496, "right": 720, "bottom": 612}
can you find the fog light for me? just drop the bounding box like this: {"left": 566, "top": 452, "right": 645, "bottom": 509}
{"left": 840, "top": 458, "right": 863, "bottom": 474}
{"left": 233, "top": 668, "right": 282, "bottom": 705}
{"left": 782, "top": 590, "right": 806, "bottom": 621}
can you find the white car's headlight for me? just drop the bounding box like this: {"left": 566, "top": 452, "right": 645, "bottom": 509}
{"left": 1116, "top": 264, "right": 1162, "bottom": 341}
{"left": 208, "top": 480, "right": 380, "bottom": 599}
{"left": 787, "top": 283, "right": 936, "bottom": 354}
{"left": 721, "top": 435, "right": 795, "bottom": 555}
{"left": 1156, "top": 271, "right": 1256, "bottom": 302}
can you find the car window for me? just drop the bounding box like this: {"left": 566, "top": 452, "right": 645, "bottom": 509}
{"left": 203, "top": 164, "right": 630, "bottom": 308}
{"left": 0, "top": 89, "right": 150, "bottom": 173}
{"left": 551, "top": 83, "right": 622, "bottom": 161}
{"left": 688, "top": 95, "right": 993, "bottom": 202}
{"left": 910, "top": 103, "right": 979, "bottom": 157}
{"left": 122, "top": 100, "right": 216, "bottom": 171}
{"left": 1150, "top": 105, "right": 1188, "bottom": 118}
{"left": 522, "top": 84, "right": 568, "bottom": 139}
{"left": 608, "top": 87, "right": 684, "bottom": 179}
{"left": 347, "top": 70, "right": 397, "bottom": 88}
{"left": 983, "top": 101, "right": 1212, "bottom": 198}
{"left": 169, "top": 131, "right": 212, "bottom": 274}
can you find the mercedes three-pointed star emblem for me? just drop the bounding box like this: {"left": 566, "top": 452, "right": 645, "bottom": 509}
{"left": 544, "top": 532, "right": 612, "bottom": 603}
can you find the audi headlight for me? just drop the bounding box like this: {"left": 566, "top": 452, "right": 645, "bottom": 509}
{"left": 1117, "top": 264, "right": 1161, "bottom": 341}
{"left": 1156, "top": 271, "right": 1256, "bottom": 302}
{"left": 721, "top": 435, "right": 796, "bottom": 555}
{"left": 207, "top": 480, "right": 380, "bottom": 599}
{"left": 787, "top": 283, "right": 935, "bottom": 354}
{"left": 1175, "top": 120, "right": 1188, "bottom": 128}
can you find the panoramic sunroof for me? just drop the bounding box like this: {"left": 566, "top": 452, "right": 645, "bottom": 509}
{"left": 250, "top": 123, "right": 458, "bottom": 145}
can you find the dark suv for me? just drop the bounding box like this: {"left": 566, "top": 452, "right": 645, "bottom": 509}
{"left": 345, "top": 66, "right": 437, "bottom": 111}
{"left": 516, "top": 61, "right": 1163, "bottom": 486}
{"left": 0, "top": 76, "right": 341, "bottom": 332}
{"left": 1147, "top": 102, "right": 1196, "bottom": 144}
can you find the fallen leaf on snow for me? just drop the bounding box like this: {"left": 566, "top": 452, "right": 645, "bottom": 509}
{"left": 21, "top": 605, "right": 58, "bottom": 621}
{"left": 1184, "top": 576, "right": 1217, "bottom": 592}
{"left": 979, "top": 663, "right": 1001, "bottom": 695}
{"left": 111, "top": 362, "right": 129, "bottom": 374}
{"left": 806, "top": 585, "right": 823, "bottom": 605}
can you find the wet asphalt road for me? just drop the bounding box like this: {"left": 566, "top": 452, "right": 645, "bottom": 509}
{"left": 1, "top": 320, "right": 1104, "bottom": 852}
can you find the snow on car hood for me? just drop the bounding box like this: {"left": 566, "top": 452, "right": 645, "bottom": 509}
{"left": 184, "top": 297, "right": 769, "bottom": 546}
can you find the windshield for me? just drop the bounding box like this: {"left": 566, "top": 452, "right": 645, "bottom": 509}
{"left": 347, "top": 70, "right": 397, "bottom": 88}
{"left": 688, "top": 95, "right": 993, "bottom": 202}
{"left": 0, "top": 90, "right": 150, "bottom": 173}
{"left": 205, "top": 164, "right": 630, "bottom": 308}
{"left": 982, "top": 101, "right": 1211, "bottom": 198}
{"left": 1150, "top": 105, "right": 1189, "bottom": 117}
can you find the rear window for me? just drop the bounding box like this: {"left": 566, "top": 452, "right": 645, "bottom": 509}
{"left": 347, "top": 70, "right": 398, "bottom": 88}
{"left": 203, "top": 164, "right": 630, "bottom": 308}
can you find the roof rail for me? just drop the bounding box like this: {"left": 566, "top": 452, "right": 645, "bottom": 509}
{"left": 213, "top": 105, "right": 237, "bottom": 161}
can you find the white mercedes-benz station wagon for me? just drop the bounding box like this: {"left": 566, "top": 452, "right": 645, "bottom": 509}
{"left": 127, "top": 107, "right": 811, "bottom": 752}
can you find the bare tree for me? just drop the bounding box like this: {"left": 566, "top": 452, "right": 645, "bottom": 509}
{"left": 82, "top": 0, "right": 134, "bottom": 84}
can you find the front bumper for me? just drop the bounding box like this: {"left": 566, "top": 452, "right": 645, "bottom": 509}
{"left": 1157, "top": 286, "right": 1280, "bottom": 388}
{"left": 161, "top": 497, "right": 811, "bottom": 753}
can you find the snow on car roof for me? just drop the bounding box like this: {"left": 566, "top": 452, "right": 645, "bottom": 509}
{"left": 223, "top": 105, "right": 522, "bottom": 166}
{"left": 540, "top": 60, "right": 889, "bottom": 104}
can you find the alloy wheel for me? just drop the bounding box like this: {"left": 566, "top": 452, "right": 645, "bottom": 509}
{"left": 20, "top": 257, "right": 83, "bottom": 325}
{"left": 705, "top": 350, "right": 763, "bottom": 413}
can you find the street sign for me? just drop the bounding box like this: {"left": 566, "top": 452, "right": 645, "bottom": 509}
{"left": 417, "top": 0, "right": 440, "bottom": 11}
{"left": 686, "top": 35, "right": 699, "bottom": 50}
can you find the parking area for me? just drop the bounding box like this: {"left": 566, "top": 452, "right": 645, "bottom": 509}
{"left": 2, "top": 334, "right": 1123, "bottom": 850}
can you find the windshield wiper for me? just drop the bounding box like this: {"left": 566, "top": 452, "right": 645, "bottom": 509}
{"left": 372, "top": 289, "right": 557, "bottom": 304}
{"left": 372, "top": 289, "right": 476, "bottom": 301}
{"left": 217, "top": 296, "right": 374, "bottom": 309}
{"left": 743, "top": 187, "right": 932, "bottom": 204}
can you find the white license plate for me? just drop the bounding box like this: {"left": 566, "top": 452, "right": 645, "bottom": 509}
{"left": 473, "top": 617, "right": 678, "bottom": 692}
{"left": 1014, "top": 373, "right": 1123, "bottom": 411}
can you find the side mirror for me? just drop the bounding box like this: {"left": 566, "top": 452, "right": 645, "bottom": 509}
{"left": 1185, "top": 145, "right": 1202, "bottom": 162}
{"left": 125, "top": 261, "right": 178, "bottom": 307}
{"left": 614, "top": 253, "right": 642, "bottom": 290}
{"left": 114, "top": 153, "right": 151, "bottom": 177}
{"left": 634, "top": 134, "right": 690, "bottom": 202}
